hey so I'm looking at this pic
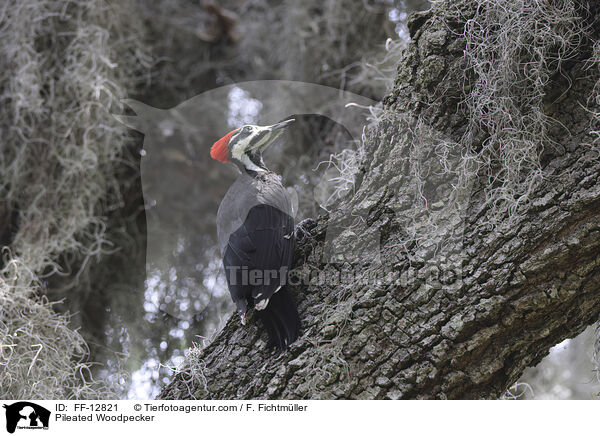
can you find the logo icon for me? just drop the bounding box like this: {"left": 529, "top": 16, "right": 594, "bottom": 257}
{"left": 2, "top": 402, "right": 50, "bottom": 434}
{"left": 115, "top": 80, "right": 469, "bottom": 320}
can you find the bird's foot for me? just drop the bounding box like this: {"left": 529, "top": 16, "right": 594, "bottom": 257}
{"left": 295, "top": 217, "right": 317, "bottom": 241}
{"left": 255, "top": 297, "right": 270, "bottom": 311}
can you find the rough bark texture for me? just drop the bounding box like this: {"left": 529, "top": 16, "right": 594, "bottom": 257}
{"left": 159, "top": 1, "right": 600, "bottom": 399}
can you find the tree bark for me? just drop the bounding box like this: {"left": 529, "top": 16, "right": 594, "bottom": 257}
{"left": 158, "top": 1, "right": 600, "bottom": 399}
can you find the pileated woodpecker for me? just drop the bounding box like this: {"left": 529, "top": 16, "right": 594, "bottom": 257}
{"left": 211, "top": 119, "right": 301, "bottom": 350}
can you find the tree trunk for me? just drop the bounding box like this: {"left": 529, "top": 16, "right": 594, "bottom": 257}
{"left": 158, "top": 0, "right": 600, "bottom": 399}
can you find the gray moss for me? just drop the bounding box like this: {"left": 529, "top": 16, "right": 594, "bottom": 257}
{"left": 0, "top": 0, "right": 148, "bottom": 399}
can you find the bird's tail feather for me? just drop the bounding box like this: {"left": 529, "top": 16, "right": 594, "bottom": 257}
{"left": 257, "top": 287, "right": 301, "bottom": 350}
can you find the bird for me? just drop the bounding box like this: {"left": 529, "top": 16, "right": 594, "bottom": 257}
{"left": 211, "top": 118, "right": 301, "bottom": 350}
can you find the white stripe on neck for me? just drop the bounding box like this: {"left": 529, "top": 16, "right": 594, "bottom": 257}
{"left": 240, "top": 153, "right": 266, "bottom": 172}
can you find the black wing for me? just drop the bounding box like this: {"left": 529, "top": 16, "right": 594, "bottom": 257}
{"left": 223, "top": 203, "right": 294, "bottom": 304}
{"left": 223, "top": 203, "right": 299, "bottom": 349}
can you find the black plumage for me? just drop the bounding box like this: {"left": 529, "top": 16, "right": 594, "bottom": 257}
{"left": 217, "top": 171, "right": 300, "bottom": 349}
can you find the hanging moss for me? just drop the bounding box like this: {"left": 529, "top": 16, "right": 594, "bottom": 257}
{"left": 0, "top": 0, "right": 148, "bottom": 399}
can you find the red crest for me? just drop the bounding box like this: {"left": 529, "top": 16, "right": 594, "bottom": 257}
{"left": 210, "top": 129, "right": 238, "bottom": 162}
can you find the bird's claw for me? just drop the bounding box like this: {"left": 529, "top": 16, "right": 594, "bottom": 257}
{"left": 295, "top": 218, "right": 317, "bottom": 241}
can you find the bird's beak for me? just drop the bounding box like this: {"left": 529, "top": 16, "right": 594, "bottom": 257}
{"left": 252, "top": 118, "right": 295, "bottom": 152}
{"left": 268, "top": 118, "right": 295, "bottom": 131}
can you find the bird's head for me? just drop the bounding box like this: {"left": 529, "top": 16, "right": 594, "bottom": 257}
{"left": 211, "top": 119, "right": 295, "bottom": 173}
